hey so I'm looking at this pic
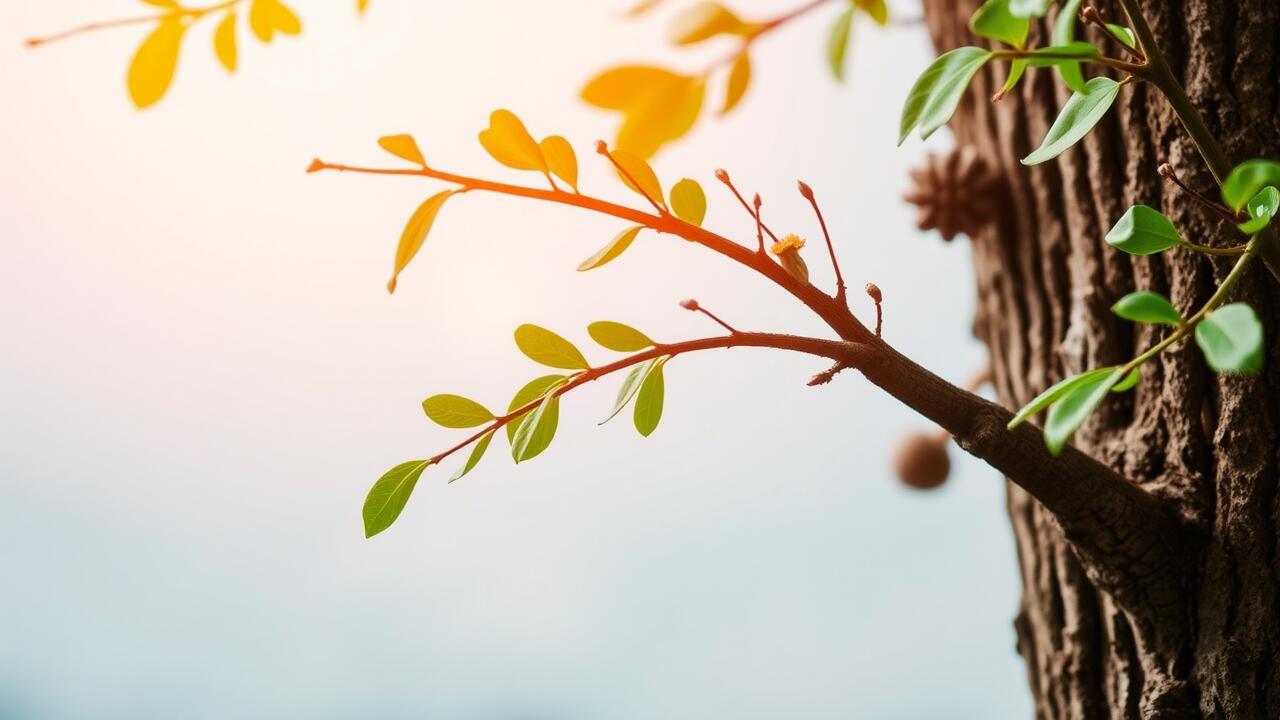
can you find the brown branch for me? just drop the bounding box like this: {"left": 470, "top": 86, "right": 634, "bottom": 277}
{"left": 313, "top": 156, "right": 1186, "bottom": 645}
{"left": 851, "top": 338, "right": 1187, "bottom": 656}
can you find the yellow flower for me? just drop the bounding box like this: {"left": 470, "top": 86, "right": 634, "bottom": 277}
{"left": 771, "top": 233, "right": 809, "bottom": 284}
{"left": 771, "top": 233, "right": 806, "bottom": 255}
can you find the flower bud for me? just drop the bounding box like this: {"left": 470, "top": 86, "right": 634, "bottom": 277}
{"left": 770, "top": 233, "right": 809, "bottom": 284}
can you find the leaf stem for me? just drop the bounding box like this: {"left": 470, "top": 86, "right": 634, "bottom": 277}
{"left": 25, "top": 0, "right": 241, "bottom": 47}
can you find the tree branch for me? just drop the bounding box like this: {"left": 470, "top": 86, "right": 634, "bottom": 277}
{"left": 847, "top": 337, "right": 1188, "bottom": 655}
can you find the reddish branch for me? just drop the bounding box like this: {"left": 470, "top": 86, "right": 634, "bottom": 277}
{"left": 308, "top": 155, "right": 1188, "bottom": 642}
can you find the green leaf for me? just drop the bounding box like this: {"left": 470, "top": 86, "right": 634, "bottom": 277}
{"left": 1112, "top": 366, "right": 1141, "bottom": 393}
{"left": 1008, "top": 0, "right": 1052, "bottom": 17}
{"left": 970, "top": 0, "right": 1029, "bottom": 48}
{"left": 1008, "top": 367, "right": 1117, "bottom": 429}
{"left": 1045, "top": 368, "right": 1125, "bottom": 454}
{"left": 669, "top": 179, "right": 707, "bottom": 227}
{"left": 511, "top": 392, "right": 560, "bottom": 462}
{"left": 577, "top": 226, "right": 643, "bottom": 271}
{"left": 898, "top": 47, "right": 992, "bottom": 144}
{"left": 514, "top": 324, "right": 590, "bottom": 370}
{"left": 600, "top": 358, "right": 658, "bottom": 425}
{"left": 387, "top": 190, "right": 456, "bottom": 293}
{"left": 1022, "top": 76, "right": 1121, "bottom": 165}
{"left": 363, "top": 460, "right": 432, "bottom": 538}
{"left": 1111, "top": 291, "right": 1182, "bottom": 326}
{"left": 999, "top": 58, "right": 1028, "bottom": 97}
{"left": 588, "top": 321, "right": 654, "bottom": 352}
{"left": 1022, "top": 42, "right": 1100, "bottom": 66}
{"left": 421, "top": 394, "right": 495, "bottom": 428}
{"left": 1050, "top": 0, "right": 1087, "bottom": 92}
{"left": 1222, "top": 159, "right": 1280, "bottom": 212}
{"left": 1195, "top": 303, "right": 1263, "bottom": 374}
{"left": 505, "top": 375, "right": 568, "bottom": 443}
{"left": 449, "top": 430, "right": 494, "bottom": 483}
{"left": 828, "top": 5, "right": 855, "bottom": 80}
{"left": 1105, "top": 23, "right": 1136, "bottom": 48}
{"left": 1105, "top": 205, "right": 1184, "bottom": 255}
{"left": 1239, "top": 186, "right": 1280, "bottom": 234}
{"left": 633, "top": 358, "right": 667, "bottom": 437}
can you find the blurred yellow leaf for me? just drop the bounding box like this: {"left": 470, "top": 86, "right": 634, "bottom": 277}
{"left": 578, "top": 226, "right": 643, "bottom": 271}
{"left": 668, "top": 2, "right": 748, "bottom": 45}
{"left": 249, "top": 0, "right": 301, "bottom": 43}
{"left": 855, "top": 0, "right": 889, "bottom": 26}
{"left": 388, "top": 190, "right": 455, "bottom": 293}
{"left": 625, "top": 0, "right": 665, "bottom": 16}
{"left": 478, "top": 109, "right": 548, "bottom": 173}
{"left": 722, "top": 52, "right": 750, "bottom": 114}
{"left": 610, "top": 149, "right": 665, "bottom": 208}
{"left": 669, "top": 178, "right": 706, "bottom": 227}
{"left": 583, "top": 66, "right": 705, "bottom": 158}
{"left": 140, "top": 0, "right": 182, "bottom": 8}
{"left": 127, "top": 17, "right": 187, "bottom": 109}
{"left": 213, "top": 11, "right": 237, "bottom": 73}
{"left": 358, "top": 0, "right": 370, "bottom": 14}
{"left": 378, "top": 134, "right": 426, "bottom": 166}
{"left": 540, "top": 136, "right": 578, "bottom": 191}
{"left": 582, "top": 66, "right": 684, "bottom": 110}
{"left": 616, "top": 76, "right": 704, "bottom": 158}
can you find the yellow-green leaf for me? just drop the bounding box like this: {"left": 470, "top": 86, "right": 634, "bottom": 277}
{"left": 634, "top": 358, "right": 667, "bottom": 437}
{"left": 511, "top": 393, "right": 560, "bottom": 463}
{"left": 449, "top": 430, "right": 493, "bottom": 483}
{"left": 422, "top": 394, "right": 495, "bottom": 428}
{"left": 506, "top": 375, "right": 567, "bottom": 443}
{"left": 363, "top": 460, "right": 431, "bottom": 538}
{"left": 611, "top": 149, "right": 665, "bottom": 207}
{"left": 588, "top": 321, "right": 654, "bottom": 352}
{"left": 669, "top": 178, "right": 706, "bottom": 227}
{"left": 668, "top": 2, "right": 748, "bottom": 45}
{"left": 387, "top": 190, "right": 455, "bottom": 294}
{"left": 127, "top": 18, "right": 187, "bottom": 109}
{"left": 248, "top": 0, "right": 301, "bottom": 43}
{"left": 578, "top": 226, "right": 643, "bottom": 271}
{"left": 478, "top": 109, "right": 547, "bottom": 173}
{"left": 378, "top": 134, "right": 426, "bottom": 166}
{"left": 540, "top": 135, "right": 578, "bottom": 191}
{"left": 722, "top": 52, "right": 751, "bottom": 113}
{"left": 855, "top": 0, "right": 889, "bottom": 25}
{"left": 213, "top": 11, "right": 237, "bottom": 73}
{"left": 828, "top": 5, "right": 854, "bottom": 81}
{"left": 514, "top": 324, "right": 590, "bottom": 370}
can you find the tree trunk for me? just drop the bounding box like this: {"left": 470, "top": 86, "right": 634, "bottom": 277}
{"left": 921, "top": 1, "right": 1280, "bottom": 717}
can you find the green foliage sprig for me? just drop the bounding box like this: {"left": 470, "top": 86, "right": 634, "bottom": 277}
{"left": 899, "top": 0, "right": 1280, "bottom": 452}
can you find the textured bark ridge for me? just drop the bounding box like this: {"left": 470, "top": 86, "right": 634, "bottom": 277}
{"left": 921, "top": 1, "right": 1280, "bottom": 717}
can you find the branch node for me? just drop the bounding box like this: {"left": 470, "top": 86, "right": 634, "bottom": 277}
{"left": 807, "top": 361, "right": 849, "bottom": 386}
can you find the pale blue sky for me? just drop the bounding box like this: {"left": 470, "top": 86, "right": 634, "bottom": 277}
{"left": 2, "top": 1, "right": 1029, "bottom": 717}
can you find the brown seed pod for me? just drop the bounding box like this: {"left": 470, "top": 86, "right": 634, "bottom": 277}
{"left": 903, "top": 145, "right": 1000, "bottom": 242}
{"left": 893, "top": 433, "right": 951, "bottom": 490}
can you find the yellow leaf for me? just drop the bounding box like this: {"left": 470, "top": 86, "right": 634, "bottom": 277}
{"left": 625, "top": 0, "right": 665, "bottom": 16}
{"left": 668, "top": 2, "right": 747, "bottom": 45}
{"left": 478, "top": 109, "right": 548, "bottom": 173}
{"left": 855, "top": 0, "right": 889, "bottom": 26}
{"left": 248, "top": 0, "right": 301, "bottom": 43}
{"left": 140, "top": 0, "right": 182, "bottom": 8}
{"left": 127, "top": 17, "right": 187, "bottom": 109}
{"left": 610, "top": 150, "right": 664, "bottom": 207}
{"left": 540, "top": 136, "right": 578, "bottom": 191}
{"left": 581, "top": 65, "right": 684, "bottom": 110}
{"left": 722, "top": 52, "right": 750, "bottom": 114}
{"left": 378, "top": 134, "right": 426, "bottom": 166}
{"left": 213, "top": 11, "right": 237, "bottom": 73}
{"left": 669, "top": 178, "right": 706, "bottom": 227}
{"left": 358, "top": 0, "right": 370, "bottom": 14}
{"left": 616, "top": 76, "right": 705, "bottom": 158}
{"left": 387, "top": 190, "right": 455, "bottom": 293}
{"left": 578, "top": 226, "right": 643, "bottom": 271}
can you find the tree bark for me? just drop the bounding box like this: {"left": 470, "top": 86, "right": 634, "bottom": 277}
{"left": 921, "top": 0, "right": 1280, "bottom": 717}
